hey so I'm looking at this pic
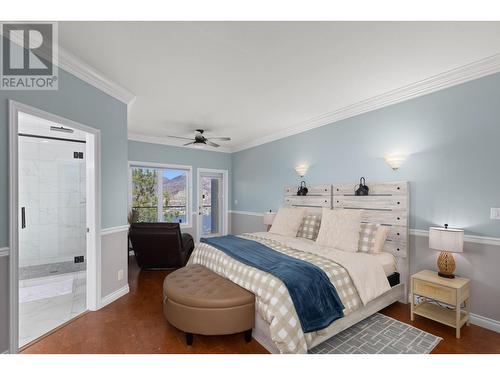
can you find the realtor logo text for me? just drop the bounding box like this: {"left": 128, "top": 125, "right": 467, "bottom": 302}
{"left": 1, "top": 22, "right": 58, "bottom": 90}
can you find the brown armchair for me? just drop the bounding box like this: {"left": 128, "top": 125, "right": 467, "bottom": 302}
{"left": 129, "top": 223, "right": 195, "bottom": 270}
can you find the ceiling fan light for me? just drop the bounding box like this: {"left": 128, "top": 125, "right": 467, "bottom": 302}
{"left": 193, "top": 142, "right": 205, "bottom": 148}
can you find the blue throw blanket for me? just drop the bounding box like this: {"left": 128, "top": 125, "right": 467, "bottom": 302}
{"left": 201, "top": 235, "right": 344, "bottom": 333}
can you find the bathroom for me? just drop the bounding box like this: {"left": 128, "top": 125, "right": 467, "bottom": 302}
{"left": 18, "top": 112, "right": 88, "bottom": 347}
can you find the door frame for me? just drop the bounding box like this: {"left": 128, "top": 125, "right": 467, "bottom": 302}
{"left": 196, "top": 168, "right": 229, "bottom": 242}
{"left": 8, "top": 100, "right": 102, "bottom": 353}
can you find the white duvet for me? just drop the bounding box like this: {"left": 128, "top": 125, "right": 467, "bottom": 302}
{"left": 251, "top": 232, "right": 391, "bottom": 305}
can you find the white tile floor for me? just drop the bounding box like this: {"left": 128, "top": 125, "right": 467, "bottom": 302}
{"left": 19, "top": 271, "right": 86, "bottom": 347}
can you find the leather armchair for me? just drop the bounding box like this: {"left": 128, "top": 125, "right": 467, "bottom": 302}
{"left": 129, "top": 222, "right": 195, "bottom": 270}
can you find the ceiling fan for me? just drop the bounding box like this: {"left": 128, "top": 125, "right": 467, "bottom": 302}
{"left": 166, "top": 129, "right": 231, "bottom": 148}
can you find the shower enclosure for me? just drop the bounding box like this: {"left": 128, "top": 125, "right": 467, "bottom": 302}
{"left": 18, "top": 114, "right": 87, "bottom": 347}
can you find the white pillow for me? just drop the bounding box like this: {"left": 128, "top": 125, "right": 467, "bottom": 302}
{"left": 269, "top": 207, "right": 307, "bottom": 237}
{"left": 372, "top": 226, "right": 390, "bottom": 253}
{"left": 315, "top": 208, "right": 362, "bottom": 252}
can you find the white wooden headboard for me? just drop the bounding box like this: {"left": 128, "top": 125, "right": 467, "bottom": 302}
{"left": 284, "top": 181, "right": 409, "bottom": 303}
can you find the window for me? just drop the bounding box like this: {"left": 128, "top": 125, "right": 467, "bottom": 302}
{"left": 129, "top": 163, "right": 191, "bottom": 226}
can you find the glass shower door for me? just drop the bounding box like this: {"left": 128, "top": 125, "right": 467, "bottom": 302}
{"left": 18, "top": 134, "right": 87, "bottom": 347}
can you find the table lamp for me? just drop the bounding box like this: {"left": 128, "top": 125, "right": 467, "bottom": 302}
{"left": 263, "top": 210, "right": 276, "bottom": 231}
{"left": 429, "top": 224, "right": 464, "bottom": 279}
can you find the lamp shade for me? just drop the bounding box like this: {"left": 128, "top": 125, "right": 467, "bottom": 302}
{"left": 429, "top": 227, "right": 464, "bottom": 253}
{"left": 294, "top": 165, "right": 309, "bottom": 177}
{"left": 263, "top": 212, "right": 277, "bottom": 225}
{"left": 384, "top": 154, "right": 406, "bottom": 170}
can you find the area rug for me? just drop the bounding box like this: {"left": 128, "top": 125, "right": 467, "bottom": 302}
{"left": 309, "top": 313, "right": 442, "bottom": 354}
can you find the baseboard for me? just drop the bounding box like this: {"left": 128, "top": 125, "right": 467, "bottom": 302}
{"left": 99, "top": 284, "right": 130, "bottom": 309}
{"left": 470, "top": 313, "right": 500, "bottom": 333}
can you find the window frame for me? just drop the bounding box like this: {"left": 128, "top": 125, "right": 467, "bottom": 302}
{"left": 128, "top": 161, "right": 193, "bottom": 228}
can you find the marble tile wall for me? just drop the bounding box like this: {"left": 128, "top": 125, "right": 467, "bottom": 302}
{"left": 19, "top": 137, "right": 86, "bottom": 268}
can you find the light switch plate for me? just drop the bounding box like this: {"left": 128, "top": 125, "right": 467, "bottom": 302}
{"left": 490, "top": 208, "right": 500, "bottom": 220}
{"left": 117, "top": 269, "right": 124, "bottom": 281}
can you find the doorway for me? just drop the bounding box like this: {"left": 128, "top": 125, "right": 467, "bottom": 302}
{"left": 9, "top": 101, "right": 101, "bottom": 353}
{"left": 197, "top": 169, "right": 228, "bottom": 241}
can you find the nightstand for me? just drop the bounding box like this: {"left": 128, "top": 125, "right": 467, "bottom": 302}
{"left": 411, "top": 270, "right": 470, "bottom": 338}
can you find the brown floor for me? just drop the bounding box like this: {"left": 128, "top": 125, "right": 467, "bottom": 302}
{"left": 23, "top": 256, "right": 500, "bottom": 354}
{"left": 380, "top": 303, "right": 500, "bottom": 353}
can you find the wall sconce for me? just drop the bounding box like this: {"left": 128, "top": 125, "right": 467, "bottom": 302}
{"left": 294, "top": 164, "right": 309, "bottom": 178}
{"left": 384, "top": 154, "right": 407, "bottom": 170}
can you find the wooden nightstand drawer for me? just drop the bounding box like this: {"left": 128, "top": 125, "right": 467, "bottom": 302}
{"left": 413, "top": 278, "right": 456, "bottom": 305}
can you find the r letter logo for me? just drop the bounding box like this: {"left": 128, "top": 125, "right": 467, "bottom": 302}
{"left": 1, "top": 22, "right": 58, "bottom": 90}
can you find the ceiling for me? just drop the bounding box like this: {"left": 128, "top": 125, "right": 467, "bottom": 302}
{"left": 58, "top": 22, "right": 500, "bottom": 151}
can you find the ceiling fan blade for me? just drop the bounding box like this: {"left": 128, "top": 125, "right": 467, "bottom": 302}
{"left": 183, "top": 141, "right": 196, "bottom": 146}
{"left": 207, "top": 137, "right": 231, "bottom": 141}
{"left": 206, "top": 141, "right": 220, "bottom": 148}
{"left": 167, "top": 135, "right": 195, "bottom": 141}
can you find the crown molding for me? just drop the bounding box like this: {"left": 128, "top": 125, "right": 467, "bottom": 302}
{"left": 231, "top": 53, "right": 500, "bottom": 153}
{"left": 1, "top": 25, "right": 135, "bottom": 105}
{"left": 128, "top": 132, "right": 232, "bottom": 153}
{"left": 58, "top": 48, "right": 135, "bottom": 105}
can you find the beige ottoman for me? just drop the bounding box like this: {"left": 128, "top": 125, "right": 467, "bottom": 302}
{"left": 163, "top": 265, "right": 255, "bottom": 345}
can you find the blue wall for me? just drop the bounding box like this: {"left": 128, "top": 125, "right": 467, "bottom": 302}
{"left": 0, "top": 70, "right": 128, "bottom": 247}
{"left": 128, "top": 140, "right": 232, "bottom": 228}
{"left": 0, "top": 67, "right": 128, "bottom": 352}
{"left": 232, "top": 72, "right": 500, "bottom": 238}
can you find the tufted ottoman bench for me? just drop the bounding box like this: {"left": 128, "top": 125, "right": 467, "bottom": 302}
{"left": 163, "top": 264, "right": 255, "bottom": 345}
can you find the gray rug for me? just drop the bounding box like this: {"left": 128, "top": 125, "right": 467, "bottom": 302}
{"left": 309, "top": 313, "right": 442, "bottom": 354}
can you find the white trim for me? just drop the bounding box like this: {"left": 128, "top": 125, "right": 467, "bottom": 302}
{"left": 99, "top": 284, "right": 130, "bottom": 309}
{"left": 128, "top": 161, "right": 193, "bottom": 228}
{"left": 58, "top": 48, "right": 135, "bottom": 104}
{"left": 470, "top": 313, "right": 500, "bottom": 333}
{"left": 130, "top": 53, "right": 500, "bottom": 154}
{"left": 101, "top": 225, "right": 130, "bottom": 236}
{"left": 8, "top": 101, "right": 19, "bottom": 354}
{"left": 229, "top": 210, "right": 264, "bottom": 217}
{"left": 196, "top": 168, "right": 229, "bottom": 242}
{"left": 8, "top": 100, "right": 102, "bottom": 353}
{"left": 0, "top": 28, "right": 135, "bottom": 105}
{"left": 128, "top": 132, "right": 232, "bottom": 154}
{"left": 0, "top": 247, "right": 9, "bottom": 257}
{"left": 410, "top": 229, "right": 500, "bottom": 247}
{"left": 230, "top": 53, "right": 500, "bottom": 153}
{"left": 410, "top": 229, "right": 431, "bottom": 237}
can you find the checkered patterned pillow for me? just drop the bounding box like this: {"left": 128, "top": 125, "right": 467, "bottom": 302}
{"left": 296, "top": 214, "right": 322, "bottom": 240}
{"left": 358, "top": 223, "right": 380, "bottom": 253}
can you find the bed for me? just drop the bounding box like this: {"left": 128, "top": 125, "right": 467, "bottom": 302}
{"left": 188, "top": 181, "right": 409, "bottom": 354}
